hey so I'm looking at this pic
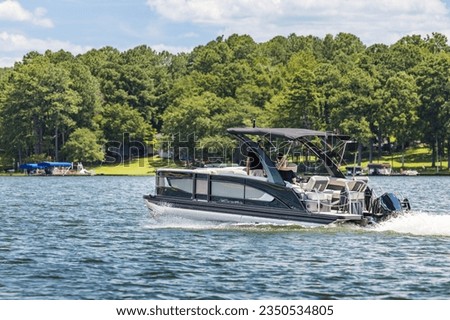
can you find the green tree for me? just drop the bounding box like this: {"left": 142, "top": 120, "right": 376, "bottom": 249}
{"left": 162, "top": 92, "right": 256, "bottom": 159}
{"left": 61, "top": 128, "right": 104, "bottom": 163}
{"left": 189, "top": 36, "right": 232, "bottom": 73}
{"left": 328, "top": 65, "right": 378, "bottom": 161}
{"left": 380, "top": 72, "right": 420, "bottom": 165}
{"left": 101, "top": 103, "right": 154, "bottom": 143}
{"left": 415, "top": 52, "right": 450, "bottom": 167}
{"left": 270, "top": 68, "right": 323, "bottom": 129}
{"left": 0, "top": 53, "right": 81, "bottom": 161}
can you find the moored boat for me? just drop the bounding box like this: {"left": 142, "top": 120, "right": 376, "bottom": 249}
{"left": 144, "top": 128, "right": 411, "bottom": 227}
{"left": 368, "top": 163, "right": 392, "bottom": 176}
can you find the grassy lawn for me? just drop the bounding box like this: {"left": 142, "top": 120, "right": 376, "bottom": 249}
{"left": 344, "top": 147, "right": 449, "bottom": 174}
{"left": 90, "top": 156, "right": 179, "bottom": 175}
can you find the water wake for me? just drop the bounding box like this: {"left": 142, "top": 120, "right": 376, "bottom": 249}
{"left": 373, "top": 212, "right": 450, "bottom": 237}
{"left": 144, "top": 214, "right": 310, "bottom": 232}
{"left": 144, "top": 216, "right": 223, "bottom": 230}
{"left": 144, "top": 208, "right": 450, "bottom": 237}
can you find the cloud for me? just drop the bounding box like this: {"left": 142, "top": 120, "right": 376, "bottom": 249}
{"left": 146, "top": 0, "right": 450, "bottom": 44}
{"left": 151, "top": 43, "right": 194, "bottom": 54}
{"left": 0, "top": 0, "right": 53, "bottom": 27}
{"left": 0, "top": 55, "right": 19, "bottom": 67}
{"left": 0, "top": 31, "right": 92, "bottom": 64}
{"left": 0, "top": 31, "right": 91, "bottom": 53}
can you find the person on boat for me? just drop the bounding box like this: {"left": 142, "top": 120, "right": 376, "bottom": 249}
{"left": 276, "top": 152, "right": 288, "bottom": 169}
{"left": 246, "top": 150, "right": 264, "bottom": 176}
{"left": 276, "top": 152, "right": 298, "bottom": 182}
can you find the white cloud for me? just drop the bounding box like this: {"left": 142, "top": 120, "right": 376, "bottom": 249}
{"left": 0, "top": 55, "right": 19, "bottom": 67}
{"left": 0, "top": 31, "right": 91, "bottom": 53}
{"left": 146, "top": 0, "right": 450, "bottom": 44}
{"left": 0, "top": 31, "right": 93, "bottom": 67}
{"left": 0, "top": 0, "right": 53, "bottom": 27}
{"left": 151, "top": 43, "right": 193, "bottom": 54}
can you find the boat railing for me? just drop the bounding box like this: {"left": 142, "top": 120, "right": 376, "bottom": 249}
{"left": 302, "top": 188, "right": 332, "bottom": 213}
{"left": 300, "top": 176, "right": 368, "bottom": 215}
{"left": 298, "top": 176, "right": 329, "bottom": 213}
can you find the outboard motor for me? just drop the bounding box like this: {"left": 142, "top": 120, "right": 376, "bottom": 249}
{"left": 371, "top": 192, "right": 407, "bottom": 221}
{"left": 379, "top": 193, "right": 402, "bottom": 214}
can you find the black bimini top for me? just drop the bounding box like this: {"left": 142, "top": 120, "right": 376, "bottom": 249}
{"left": 227, "top": 127, "right": 348, "bottom": 180}
{"left": 227, "top": 127, "right": 338, "bottom": 140}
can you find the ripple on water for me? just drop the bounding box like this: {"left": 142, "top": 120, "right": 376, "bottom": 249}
{"left": 0, "top": 176, "right": 449, "bottom": 299}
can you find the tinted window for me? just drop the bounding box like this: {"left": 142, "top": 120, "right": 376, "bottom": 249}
{"left": 245, "top": 186, "right": 274, "bottom": 202}
{"left": 158, "top": 172, "right": 193, "bottom": 197}
{"left": 196, "top": 179, "right": 208, "bottom": 195}
{"left": 211, "top": 181, "right": 244, "bottom": 199}
{"left": 168, "top": 177, "right": 193, "bottom": 193}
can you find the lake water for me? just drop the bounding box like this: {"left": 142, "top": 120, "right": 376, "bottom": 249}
{"left": 0, "top": 175, "right": 449, "bottom": 299}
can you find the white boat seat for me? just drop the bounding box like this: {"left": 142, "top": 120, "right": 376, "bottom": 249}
{"left": 333, "top": 178, "right": 367, "bottom": 213}
{"left": 305, "top": 191, "right": 332, "bottom": 201}
{"left": 325, "top": 178, "right": 346, "bottom": 203}
{"left": 250, "top": 169, "right": 265, "bottom": 177}
{"left": 351, "top": 180, "right": 366, "bottom": 192}
{"left": 303, "top": 176, "right": 332, "bottom": 206}
{"left": 323, "top": 189, "right": 342, "bottom": 204}
{"left": 302, "top": 176, "right": 329, "bottom": 192}
{"left": 335, "top": 178, "right": 366, "bottom": 193}
{"left": 354, "top": 176, "right": 369, "bottom": 183}
{"left": 349, "top": 179, "right": 367, "bottom": 202}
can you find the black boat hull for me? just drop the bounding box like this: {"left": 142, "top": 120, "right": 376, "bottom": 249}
{"left": 144, "top": 195, "right": 364, "bottom": 227}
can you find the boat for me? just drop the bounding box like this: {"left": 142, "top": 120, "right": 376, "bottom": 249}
{"left": 144, "top": 128, "right": 411, "bottom": 227}
{"left": 401, "top": 169, "right": 419, "bottom": 176}
{"left": 76, "top": 162, "right": 95, "bottom": 175}
{"left": 19, "top": 162, "right": 72, "bottom": 175}
{"left": 18, "top": 161, "right": 94, "bottom": 176}
{"left": 368, "top": 163, "right": 392, "bottom": 175}
{"left": 346, "top": 166, "right": 363, "bottom": 176}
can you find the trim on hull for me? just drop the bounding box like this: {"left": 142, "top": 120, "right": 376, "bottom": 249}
{"left": 144, "top": 196, "right": 362, "bottom": 227}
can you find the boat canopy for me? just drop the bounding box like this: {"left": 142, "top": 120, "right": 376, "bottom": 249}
{"left": 227, "top": 128, "right": 348, "bottom": 140}
{"left": 19, "top": 163, "right": 44, "bottom": 170}
{"left": 19, "top": 162, "right": 72, "bottom": 170}
{"left": 228, "top": 127, "right": 348, "bottom": 179}
{"left": 38, "top": 162, "right": 72, "bottom": 168}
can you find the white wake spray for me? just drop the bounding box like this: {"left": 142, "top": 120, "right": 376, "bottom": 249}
{"left": 373, "top": 212, "right": 450, "bottom": 237}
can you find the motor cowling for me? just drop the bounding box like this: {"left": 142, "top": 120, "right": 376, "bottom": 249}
{"left": 372, "top": 192, "right": 404, "bottom": 216}
{"left": 380, "top": 193, "right": 402, "bottom": 213}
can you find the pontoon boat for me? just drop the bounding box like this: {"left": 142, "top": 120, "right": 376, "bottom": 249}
{"left": 144, "top": 128, "right": 410, "bottom": 227}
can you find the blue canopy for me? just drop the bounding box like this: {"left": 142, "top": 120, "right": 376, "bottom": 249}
{"left": 38, "top": 162, "right": 72, "bottom": 168}
{"left": 19, "top": 163, "right": 44, "bottom": 170}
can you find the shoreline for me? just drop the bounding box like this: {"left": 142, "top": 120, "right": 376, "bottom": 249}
{"left": 1, "top": 172, "right": 449, "bottom": 177}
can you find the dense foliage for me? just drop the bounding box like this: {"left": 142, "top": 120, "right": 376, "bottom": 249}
{"left": 0, "top": 33, "right": 449, "bottom": 168}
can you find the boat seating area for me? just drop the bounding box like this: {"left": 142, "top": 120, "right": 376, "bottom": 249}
{"left": 294, "top": 175, "right": 369, "bottom": 215}
{"left": 301, "top": 176, "right": 331, "bottom": 212}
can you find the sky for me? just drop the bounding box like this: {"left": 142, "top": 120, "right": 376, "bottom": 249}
{"left": 2, "top": 0, "right": 450, "bottom": 67}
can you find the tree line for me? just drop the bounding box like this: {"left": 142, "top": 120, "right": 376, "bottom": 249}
{"left": 0, "top": 32, "right": 449, "bottom": 169}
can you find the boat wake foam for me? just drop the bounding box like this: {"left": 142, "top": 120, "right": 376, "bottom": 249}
{"left": 144, "top": 208, "right": 450, "bottom": 237}
{"left": 372, "top": 211, "right": 450, "bottom": 237}
{"left": 144, "top": 216, "right": 223, "bottom": 230}
{"left": 143, "top": 214, "right": 311, "bottom": 231}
